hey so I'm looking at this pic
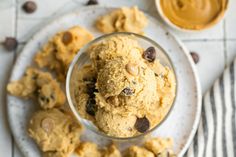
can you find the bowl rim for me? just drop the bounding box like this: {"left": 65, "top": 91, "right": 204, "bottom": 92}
{"left": 155, "top": 0, "right": 229, "bottom": 32}
{"left": 66, "top": 32, "right": 178, "bottom": 140}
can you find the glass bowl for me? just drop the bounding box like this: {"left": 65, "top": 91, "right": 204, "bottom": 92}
{"left": 66, "top": 32, "right": 177, "bottom": 141}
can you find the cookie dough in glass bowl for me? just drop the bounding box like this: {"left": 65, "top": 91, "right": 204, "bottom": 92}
{"left": 66, "top": 32, "right": 176, "bottom": 140}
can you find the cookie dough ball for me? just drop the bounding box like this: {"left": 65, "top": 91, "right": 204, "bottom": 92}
{"left": 75, "top": 142, "right": 102, "bottom": 157}
{"left": 95, "top": 109, "right": 137, "bottom": 137}
{"left": 96, "top": 6, "right": 148, "bottom": 34}
{"left": 97, "top": 58, "right": 157, "bottom": 99}
{"left": 35, "top": 26, "right": 93, "bottom": 80}
{"left": 54, "top": 26, "right": 94, "bottom": 67}
{"left": 97, "top": 58, "right": 130, "bottom": 98}
{"left": 125, "top": 146, "right": 155, "bottom": 157}
{"left": 102, "top": 144, "right": 122, "bottom": 157}
{"left": 7, "top": 68, "right": 39, "bottom": 98}
{"left": 96, "top": 58, "right": 157, "bottom": 121}
{"left": 28, "top": 109, "right": 83, "bottom": 155}
{"left": 89, "top": 35, "right": 143, "bottom": 70}
{"left": 7, "top": 68, "right": 65, "bottom": 109}
{"left": 144, "top": 138, "right": 176, "bottom": 156}
{"left": 36, "top": 72, "right": 65, "bottom": 109}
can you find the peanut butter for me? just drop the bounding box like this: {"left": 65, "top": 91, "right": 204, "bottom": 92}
{"left": 160, "top": 0, "right": 228, "bottom": 30}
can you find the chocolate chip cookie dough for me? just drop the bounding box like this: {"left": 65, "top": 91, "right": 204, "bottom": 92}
{"left": 96, "top": 6, "right": 148, "bottom": 34}
{"left": 35, "top": 26, "right": 93, "bottom": 81}
{"left": 71, "top": 35, "right": 176, "bottom": 137}
{"left": 7, "top": 68, "right": 65, "bottom": 109}
{"left": 28, "top": 109, "right": 83, "bottom": 157}
{"left": 75, "top": 142, "right": 121, "bottom": 157}
{"left": 124, "top": 138, "right": 176, "bottom": 157}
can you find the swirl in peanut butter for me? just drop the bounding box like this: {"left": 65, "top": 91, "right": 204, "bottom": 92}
{"left": 160, "top": 0, "right": 228, "bottom": 30}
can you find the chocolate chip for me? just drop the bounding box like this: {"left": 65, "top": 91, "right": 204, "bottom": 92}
{"left": 3, "top": 37, "right": 18, "bottom": 51}
{"left": 22, "top": 1, "right": 37, "bottom": 14}
{"left": 87, "top": 83, "right": 98, "bottom": 97}
{"left": 121, "top": 87, "right": 134, "bottom": 96}
{"left": 87, "top": 0, "right": 98, "bottom": 5}
{"left": 143, "top": 47, "right": 156, "bottom": 62}
{"left": 190, "top": 52, "right": 199, "bottom": 64}
{"left": 62, "top": 31, "right": 73, "bottom": 45}
{"left": 41, "top": 118, "right": 54, "bottom": 133}
{"left": 135, "top": 116, "right": 150, "bottom": 133}
{"left": 50, "top": 94, "right": 55, "bottom": 100}
{"left": 40, "top": 96, "right": 46, "bottom": 101}
{"left": 86, "top": 98, "right": 97, "bottom": 116}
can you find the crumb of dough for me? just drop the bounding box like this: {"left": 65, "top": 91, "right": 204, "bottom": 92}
{"left": 144, "top": 137, "right": 176, "bottom": 157}
{"left": 28, "top": 109, "right": 83, "bottom": 156}
{"left": 7, "top": 67, "right": 65, "bottom": 109}
{"left": 34, "top": 26, "right": 94, "bottom": 81}
{"left": 101, "top": 144, "right": 122, "bottom": 157}
{"left": 124, "top": 146, "right": 155, "bottom": 157}
{"left": 96, "top": 6, "right": 148, "bottom": 34}
{"left": 75, "top": 142, "right": 102, "bottom": 157}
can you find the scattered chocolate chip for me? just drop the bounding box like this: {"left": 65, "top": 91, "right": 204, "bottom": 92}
{"left": 135, "top": 116, "right": 150, "bottom": 133}
{"left": 121, "top": 87, "right": 134, "bottom": 96}
{"left": 190, "top": 51, "right": 199, "bottom": 64}
{"left": 3, "top": 37, "right": 18, "bottom": 51}
{"left": 22, "top": 1, "right": 37, "bottom": 14}
{"left": 41, "top": 118, "right": 54, "bottom": 133}
{"left": 143, "top": 47, "right": 156, "bottom": 62}
{"left": 126, "top": 63, "right": 139, "bottom": 76}
{"left": 86, "top": 0, "right": 98, "bottom": 5}
{"left": 62, "top": 31, "right": 73, "bottom": 45}
{"left": 86, "top": 98, "right": 97, "bottom": 116}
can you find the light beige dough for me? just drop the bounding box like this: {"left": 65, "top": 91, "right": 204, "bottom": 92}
{"left": 144, "top": 137, "right": 176, "bottom": 156}
{"left": 96, "top": 6, "right": 148, "bottom": 34}
{"left": 7, "top": 68, "right": 65, "bottom": 109}
{"left": 75, "top": 142, "right": 102, "bottom": 157}
{"left": 35, "top": 26, "right": 93, "bottom": 81}
{"left": 28, "top": 109, "right": 83, "bottom": 156}
{"left": 124, "top": 146, "right": 155, "bottom": 157}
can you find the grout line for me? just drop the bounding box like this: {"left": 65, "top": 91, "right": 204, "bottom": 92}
{"left": 182, "top": 38, "right": 236, "bottom": 42}
{"left": 13, "top": 0, "right": 18, "bottom": 63}
{"left": 11, "top": 134, "right": 14, "bottom": 157}
{"left": 223, "top": 19, "right": 227, "bottom": 68}
{"left": 12, "top": 0, "right": 18, "bottom": 156}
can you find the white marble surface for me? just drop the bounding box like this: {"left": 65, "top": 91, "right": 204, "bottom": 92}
{"left": 0, "top": 0, "right": 235, "bottom": 156}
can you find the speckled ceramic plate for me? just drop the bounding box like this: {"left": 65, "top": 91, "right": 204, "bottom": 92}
{"left": 7, "top": 6, "right": 202, "bottom": 157}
